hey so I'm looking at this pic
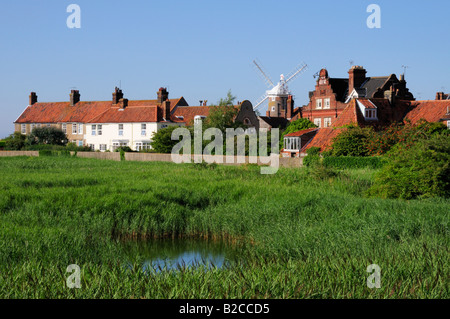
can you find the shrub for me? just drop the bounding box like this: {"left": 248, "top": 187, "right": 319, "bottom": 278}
{"left": 306, "top": 147, "right": 321, "bottom": 156}
{"left": 0, "top": 140, "right": 5, "bottom": 150}
{"left": 114, "top": 146, "right": 133, "bottom": 153}
{"left": 329, "top": 126, "right": 374, "bottom": 156}
{"left": 151, "top": 126, "right": 186, "bottom": 154}
{"left": 303, "top": 155, "right": 321, "bottom": 167}
{"left": 368, "top": 134, "right": 450, "bottom": 199}
{"left": 366, "top": 120, "right": 448, "bottom": 156}
{"left": 27, "top": 127, "right": 68, "bottom": 146}
{"left": 4, "top": 132, "right": 26, "bottom": 150}
{"left": 307, "top": 163, "right": 339, "bottom": 181}
{"left": 323, "top": 156, "right": 383, "bottom": 169}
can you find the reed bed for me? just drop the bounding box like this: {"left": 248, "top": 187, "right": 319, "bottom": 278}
{"left": 0, "top": 156, "right": 448, "bottom": 298}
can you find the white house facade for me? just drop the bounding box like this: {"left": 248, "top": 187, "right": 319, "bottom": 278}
{"left": 84, "top": 121, "right": 183, "bottom": 152}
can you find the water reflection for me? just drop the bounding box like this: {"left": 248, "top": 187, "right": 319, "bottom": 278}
{"left": 120, "top": 238, "right": 240, "bottom": 272}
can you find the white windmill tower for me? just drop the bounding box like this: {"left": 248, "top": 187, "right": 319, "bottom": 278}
{"left": 253, "top": 60, "right": 308, "bottom": 119}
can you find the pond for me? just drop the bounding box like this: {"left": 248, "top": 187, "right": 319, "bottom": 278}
{"left": 120, "top": 238, "right": 243, "bottom": 272}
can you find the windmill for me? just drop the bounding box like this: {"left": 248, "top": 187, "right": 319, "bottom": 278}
{"left": 252, "top": 60, "right": 308, "bottom": 118}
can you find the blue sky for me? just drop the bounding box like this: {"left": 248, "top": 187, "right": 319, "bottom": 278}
{"left": 1, "top": 0, "right": 449, "bottom": 138}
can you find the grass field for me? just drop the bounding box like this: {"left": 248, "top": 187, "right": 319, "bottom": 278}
{"left": 0, "top": 156, "right": 448, "bottom": 298}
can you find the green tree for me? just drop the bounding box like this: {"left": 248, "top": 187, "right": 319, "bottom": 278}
{"left": 203, "top": 90, "right": 241, "bottom": 132}
{"left": 330, "top": 126, "right": 374, "bottom": 156}
{"left": 150, "top": 126, "right": 187, "bottom": 154}
{"left": 4, "top": 132, "right": 27, "bottom": 150}
{"left": 27, "top": 127, "right": 68, "bottom": 146}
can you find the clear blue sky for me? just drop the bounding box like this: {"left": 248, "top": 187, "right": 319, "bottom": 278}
{"left": 1, "top": 0, "right": 449, "bottom": 138}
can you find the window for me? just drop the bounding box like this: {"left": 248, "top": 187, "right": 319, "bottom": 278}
{"left": 62, "top": 124, "right": 67, "bottom": 134}
{"left": 314, "top": 118, "right": 321, "bottom": 128}
{"left": 91, "top": 125, "right": 96, "bottom": 136}
{"left": 99, "top": 144, "right": 107, "bottom": 151}
{"left": 36, "top": 123, "right": 41, "bottom": 128}
{"left": 46, "top": 124, "right": 51, "bottom": 127}
{"left": 161, "top": 124, "right": 168, "bottom": 128}
{"left": 98, "top": 125, "right": 102, "bottom": 136}
{"left": 72, "top": 123, "right": 77, "bottom": 134}
{"left": 89, "top": 144, "right": 95, "bottom": 151}
{"left": 271, "top": 106, "right": 275, "bottom": 112}
{"left": 365, "top": 109, "right": 377, "bottom": 119}
{"left": 284, "top": 137, "right": 300, "bottom": 151}
{"left": 141, "top": 124, "right": 146, "bottom": 136}
{"left": 78, "top": 140, "right": 83, "bottom": 147}
{"left": 243, "top": 118, "right": 251, "bottom": 125}
{"left": 78, "top": 123, "right": 83, "bottom": 135}
{"left": 324, "top": 117, "right": 332, "bottom": 128}
{"left": 324, "top": 98, "right": 330, "bottom": 109}
{"left": 21, "top": 124, "right": 26, "bottom": 134}
{"left": 135, "top": 142, "right": 151, "bottom": 151}
{"left": 118, "top": 124, "right": 124, "bottom": 136}
{"left": 112, "top": 142, "right": 127, "bottom": 151}
{"left": 316, "top": 99, "right": 323, "bottom": 109}
{"left": 31, "top": 124, "right": 36, "bottom": 131}
{"left": 447, "top": 120, "right": 450, "bottom": 129}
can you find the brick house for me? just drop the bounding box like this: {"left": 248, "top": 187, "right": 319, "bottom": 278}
{"left": 298, "top": 66, "right": 415, "bottom": 128}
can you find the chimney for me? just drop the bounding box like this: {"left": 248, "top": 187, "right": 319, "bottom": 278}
{"left": 162, "top": 99, "right": 171, "bottom": 120}
{"left": 70, "top": 90, "right": 80, "bottom": 106}
{"left": 287, "top": 95, "right": 294, "bottom": 119}
{"left": 199, "top": 100, "right": 203, "bottom": 106}
{"left": 348, "top": 66, "right": 367, "bottom": 94}
{"left": 157, "top": 87, "right": 169, "bottom": 104}
{"left": 203, "top": 100, "right": 208, "bottom": 106}
{"left": 436, "top": 92, "right": 444, "bottom": 100}
{"left": 118, "top": 98, "right": 128, "bottom": 109}
{"left": 112, "top": 87, "right": 124, "bottom": 104}
{"left": 29, "top": 92, "right": 38, "bottom": 105}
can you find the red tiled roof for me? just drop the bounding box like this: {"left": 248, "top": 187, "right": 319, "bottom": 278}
{"left": 403, "top": 100, "right": 450, "bottom": 124}
{"left": 87, "top": 106, "right": 159, "bottom": 123}
{"left": 301, "top": 128, "right": 344, "bottom": 152}
{"left": 172, "top": 106, "right": 211, "bottom": 125}
{"left": 357, "top": 99, "right": 377, "bottom": 109}
{"left": 15, "top": 98, "right": 186, "bottom": 124}
{"left": 284, "top": 128, "right": 318, "bottom": 137}
{"left": 15, "top": 101, "right": 111, "bottom": 123}
{"left": 331, "top": 100, "right": 363, "bottom": 127}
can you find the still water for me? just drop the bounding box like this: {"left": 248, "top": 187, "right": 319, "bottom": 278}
{"left": 120, "top": 238, "right": 241, "bottom": 272}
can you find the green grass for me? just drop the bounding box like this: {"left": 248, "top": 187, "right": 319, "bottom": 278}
{"left": 0, "top": 156, "right": 448, "bottom": 298}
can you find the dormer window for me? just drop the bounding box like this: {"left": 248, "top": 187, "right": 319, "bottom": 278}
{"left": 365, "top": 109, "right": 377, "bottom": 119}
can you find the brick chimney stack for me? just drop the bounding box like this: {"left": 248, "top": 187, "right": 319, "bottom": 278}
{"left": 287, "top": 95, "right": 294, "bottom": 119}
{"left": 162, "top": 99, "right": 171, "bottom": 120}
{"left": 348, "top": 66, "right": 367, "bottom": 94}
{"left": 157, "top": 87, "right": 169, "bottom": 104}
{"left": 436, "top": 92, "right": 449, "bottom": 100}
{"left": 70, "top": 90, "right": 80, "bottom": 106}
{"left": 118, "top": 98, "right": 128, "bottom": 109}
{"left": 112, "top": 87, "right": 124, "bottom": 104}
{"left": 29, "top": 92, "right": 38, "bottom": 105}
